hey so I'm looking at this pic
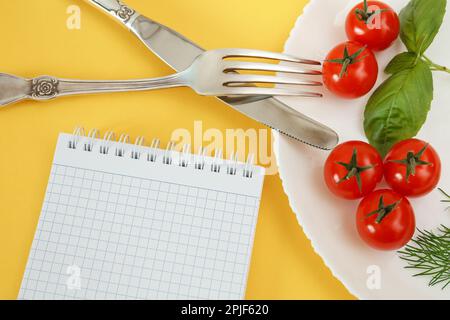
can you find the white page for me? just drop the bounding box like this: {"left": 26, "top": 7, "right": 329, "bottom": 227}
{"left": 19, "top": 133, "right": 264, "bottom": 300}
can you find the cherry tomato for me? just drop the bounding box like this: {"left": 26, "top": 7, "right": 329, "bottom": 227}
{"left": 384, "top": 139, "right": 441, "bottom": 197}
{"left": 322, "top": 41, "right": 378, "bottom": 99}
{"left": 346, "top": 0, "right": 400, "bottom": 51}
{"left": 324, "top": 141, "right": 383, "bottom": 200}
{"left": 356, "top": 189, "right": 415, "bottom": 250}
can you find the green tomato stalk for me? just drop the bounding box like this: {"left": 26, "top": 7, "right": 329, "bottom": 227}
{"left": 355, "top": 0, "right": 390, "bottom": 24}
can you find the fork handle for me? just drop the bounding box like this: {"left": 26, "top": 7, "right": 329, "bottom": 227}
{"left": 29, "top": 74, "right": 186, "bottom": 101}
{"left": 86, "top": 0, "right": 140, "bottom": 27}
{"left": 0, "top": 72, "right": 186, "bottom": 106}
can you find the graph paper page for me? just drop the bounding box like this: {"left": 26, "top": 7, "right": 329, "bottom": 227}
{"left": 19, "top": 133, "right": 264, "bottom": 300}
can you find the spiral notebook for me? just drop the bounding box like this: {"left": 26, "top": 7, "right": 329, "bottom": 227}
{"left": 19, "top": 128, "right": 265, "bottom": 300}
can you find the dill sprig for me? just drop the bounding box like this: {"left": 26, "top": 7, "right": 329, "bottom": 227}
{"left": 439, "top": 188, "right": 450, "bottom": 210}
{"left": 398, "top": 225, "right": 450, "bottom": 289}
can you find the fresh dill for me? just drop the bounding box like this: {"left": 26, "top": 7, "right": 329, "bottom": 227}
{"left": 398, "top": 225, "right": 450, "bottom": 289}
{"left": 439, "top": 188, "right": 450, "bottom": 210}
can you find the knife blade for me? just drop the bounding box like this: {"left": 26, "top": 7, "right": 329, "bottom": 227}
{"left": 85, "top": 0, "right": 339, "bottom": 150}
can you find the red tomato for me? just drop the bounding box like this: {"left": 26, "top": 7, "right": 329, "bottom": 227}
{"left": 324, "top": 141, "right": 383, "bottom": 200}
{"left": 384, "top": 139, "right": 441, "bottom": 197}
{"left": 322, "top": 41, "right": 378, "bottom": 99}
{"left": 356, "top": 189, "right": 415, "bottom": 250}
{"left": 346, "top": 0, "right": 400, "bottom": 51}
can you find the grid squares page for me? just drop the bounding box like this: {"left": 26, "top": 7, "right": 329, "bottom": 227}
{"left": 19, "top": 133, "right": 264, "bottom": 300}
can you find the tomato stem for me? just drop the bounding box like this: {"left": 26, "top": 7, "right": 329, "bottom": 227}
{"left": 366, "top": 196, "right": 401, "bottom": 224}
{"left": 340, "top": 59, "right": 351, "bottom": 78}
{"left": 326, "top": 45, "right": 368, "bottom": 79}
{"left": 388, "top": 143, "right": 432, "bottom": 182}
{"left": 355, "top": 0, "right": 390, "bottom": 24}
{"left": 336, "top": 148, "right": 374, "bottom": 193}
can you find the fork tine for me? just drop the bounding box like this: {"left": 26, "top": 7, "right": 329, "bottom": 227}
{"left": 219, "top": 48, "right": 321, "bottom": 65}
{"left": 222, "top": 61, "right": 322, "bottom": 75}
{"left": 220, "top": 87, "right": 323, "bottom": 97}
{"left": 224, "top": 74, "right": 323, "bottom": 86}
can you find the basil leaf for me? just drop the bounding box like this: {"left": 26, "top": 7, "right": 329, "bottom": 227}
{"left": 385, "top": 52, "right": 418, "bottom": 74}
{"left": 364, "top": 59, "right": 433, "bottom": 156}
{"left": 399, "top": 0, "right": 447, "bottom": 54}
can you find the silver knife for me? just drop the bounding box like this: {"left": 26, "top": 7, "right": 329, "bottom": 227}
{"left": 85, "top": 0, "right": 339, "bottom": 150}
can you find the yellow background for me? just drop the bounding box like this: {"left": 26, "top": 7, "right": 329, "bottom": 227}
{"left": 0, "top": 0, "right": 353, "bottom": 299}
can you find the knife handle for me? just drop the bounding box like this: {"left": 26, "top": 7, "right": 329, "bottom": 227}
{"left": 86, "top": 0, "right": 140, "bottom": 27}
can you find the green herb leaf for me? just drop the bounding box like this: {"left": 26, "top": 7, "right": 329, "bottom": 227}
{"left": 398, "top": 225, "right": 450, "bottom": 290}
{"left": 399, "top": 0, "right": 447, "bottom": 55}
{"left": 364, "top": 59, "right": 433, "bottom": 156}
{"left": 439, "top": 188, "right": 450, "bottom": 210}
{"left": 385, "top": 52, "right": 418, "bottom": 74}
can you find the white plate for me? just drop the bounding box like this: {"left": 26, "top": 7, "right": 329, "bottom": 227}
{"left": 274, "top": 0, "right": 450, "bottom": 299}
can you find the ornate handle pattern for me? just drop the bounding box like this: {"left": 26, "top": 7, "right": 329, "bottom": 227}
{"left": 28, "top": 74, "right": 186, "bottom": 101}
{"left": 87, "top": 0, "right": 139, "bottom": 24}
{"left": 31, "top": 77, "right": 59, "bottom": 100}
{"left": 0, "top": 72, "right": 186, "bottom": 106}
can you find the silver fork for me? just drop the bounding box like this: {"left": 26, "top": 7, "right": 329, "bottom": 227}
{"left": 0, "top": 49, "right": 322, "bottom": 107}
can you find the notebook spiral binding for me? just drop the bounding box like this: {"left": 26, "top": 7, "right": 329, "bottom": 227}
{"left": 68, "top": 127, "right": 255, "bottom": 178}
